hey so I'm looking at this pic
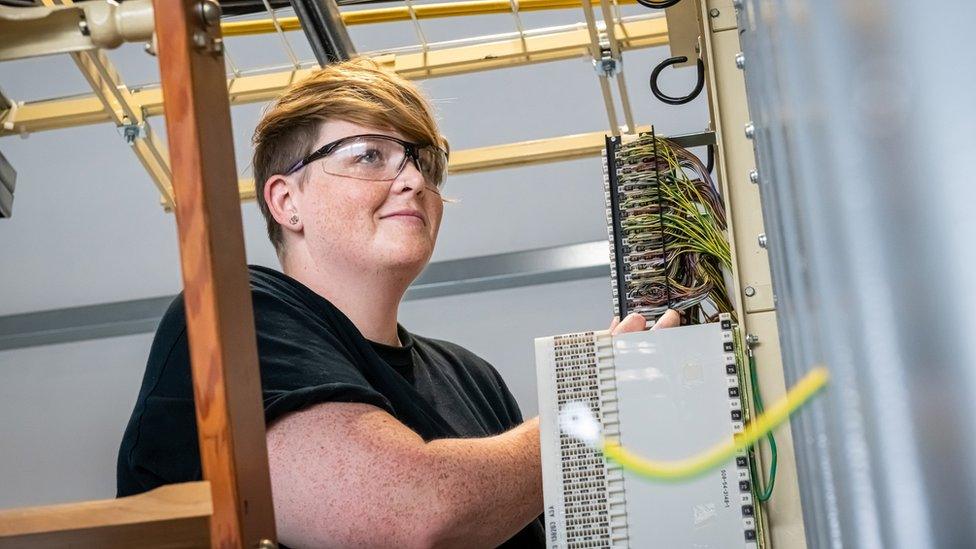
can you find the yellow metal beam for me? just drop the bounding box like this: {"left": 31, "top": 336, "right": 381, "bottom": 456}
{"left": 221, "top": 0, "right": 638, "bottom": 36}
{"left": 69, "top": 49, "right": 174, "bottom": 208}
{"left": 234, "top": 126, "right": 651, "bottom": 203}
{"left": 449, "top": 125, "right": 649, "bottom": 174}
{"left": 2, "top": 17, "right": 668, "bottom": 137}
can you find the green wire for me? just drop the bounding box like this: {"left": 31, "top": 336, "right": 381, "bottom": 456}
{"left": 749, "top": 352, "right": 778, "bottom": 502}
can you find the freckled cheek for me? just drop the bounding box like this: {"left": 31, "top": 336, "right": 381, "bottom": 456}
{"left": 307, "top": 193, "right": 376, "bottom": 248}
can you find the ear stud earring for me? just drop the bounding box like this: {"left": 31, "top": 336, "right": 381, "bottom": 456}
{"left": 289, "top": 215, "right": 299, "bottom": 225}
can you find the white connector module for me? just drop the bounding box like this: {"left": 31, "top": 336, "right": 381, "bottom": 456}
{"left": 535, "top": 316, "right": 759, "bottom": 548}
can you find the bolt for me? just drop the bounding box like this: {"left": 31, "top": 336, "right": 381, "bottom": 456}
{"left": 144, "top": 42, "right": 156, "bottom": 56}
{"left": 78, "top": 19, "right": 90, "bottom": 36}
{"left": 746, "top": 334, "right": 760, "bottom": 346}
{"left": 594, "top": 54, "right": 619, "bottom": 78}
{"left": 744, "top": 122, "right": 755, "bottom": 140}
{"left": 212, "top": 37, "right": 224, "bottom": 54}
{"left": 709, "top": 8, "right": 720, "bottom": 17}
{"left": 749, "top": 169, "right": 759, "bottom": 184}
{"left": 123, "top": 125, "right": 139, "bottom": 144}
{"left": 735, "top": 52, "right": 745, "bottom": 69}
{"left": 192, "top": 30, "right": 208, "bottom": 49}
{"left": 758, "top": 233, "right": 767, "bottom": 248}
{"left": 197, "top": 0, "right": 222, "bottom": 28}
{"left": 744, "top": 286, "right": 756, "bottom": 297}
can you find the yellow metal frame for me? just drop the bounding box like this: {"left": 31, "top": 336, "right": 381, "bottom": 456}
{"left": 1, "top": 12, "right": 669, "bottom": 210}
{"left": 222, "top": 0, "right": 638, "bottom": 36}
{"left": 38, "top": 0, "right": 174, "bottom": 208}
{"left": 2, "top": 17, "right": 667, "bottom": 137}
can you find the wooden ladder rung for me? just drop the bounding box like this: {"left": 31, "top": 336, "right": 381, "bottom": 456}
{"left": 0, "top": 481, "right": 212, "bottom": 548}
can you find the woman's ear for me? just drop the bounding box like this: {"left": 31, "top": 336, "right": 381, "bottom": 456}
{"left": 264, "top": 174, "right": 303, "bottom": 233}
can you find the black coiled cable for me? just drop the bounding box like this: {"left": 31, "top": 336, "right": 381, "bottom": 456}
{"left": 649, "top": 56, "right": 705, "bottom": 106}
{"left": 636, "top": 0, "right": 683, "bottom": 8}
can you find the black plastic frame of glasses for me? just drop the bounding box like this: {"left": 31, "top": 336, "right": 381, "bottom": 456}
{"left": 284, "top": 133, "right": 448, "bottom": 186}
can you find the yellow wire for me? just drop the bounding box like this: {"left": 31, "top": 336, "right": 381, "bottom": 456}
{"left": 601, "top": 366, "right": 829, "bottom": 481}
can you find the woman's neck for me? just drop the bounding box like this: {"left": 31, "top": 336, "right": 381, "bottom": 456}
{"left": 281, "top": 251, "right": 411, "bottom": 347}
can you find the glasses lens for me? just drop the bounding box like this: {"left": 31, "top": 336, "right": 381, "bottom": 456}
{"left": 322, "top": 137, "right": 406, "bottom": 181}
{"left": 417, "top": 146, "right": 448, "bottom": 190}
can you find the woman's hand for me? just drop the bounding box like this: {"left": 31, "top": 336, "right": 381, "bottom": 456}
{"left": 609, "top": 309, "right": 680, "bottom": 336}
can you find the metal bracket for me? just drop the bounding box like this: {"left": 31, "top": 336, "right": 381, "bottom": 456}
{"left": 593, "top": 42, "right": 621, "bottom": 77}
{"left": 0, "top": 86, "right": 16, "bottom": 133}
{"left": 120, "top": 121, "right": 148, "bottom": 145}
{"left": 190, "top": 0, "right": 224, "bottom": 56}
{"left": 664, "top": 0, "right": 701, "bottom": 68}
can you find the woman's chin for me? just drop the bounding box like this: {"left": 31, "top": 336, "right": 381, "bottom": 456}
{"left": 376, "top": 242, "right": 433, "bottom": 271}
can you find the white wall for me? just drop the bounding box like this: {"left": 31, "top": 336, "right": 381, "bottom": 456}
{"left": 0, "top": 6, "right": 707, "bottom": 509}
{"left": 0, "top": 334, "right": 152, "bottom": 508}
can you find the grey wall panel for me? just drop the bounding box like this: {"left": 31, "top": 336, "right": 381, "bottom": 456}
{"left": 0, "top": 333, "right": 151, "bottom": 510}
{"left": 738, "top": 1, "right": 976, "bottom": 547}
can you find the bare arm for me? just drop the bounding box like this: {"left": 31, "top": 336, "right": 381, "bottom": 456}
{"left": 267, "top": 310, "right": 679, "bottom": 548}
{"left": 267, "top": 402, "right": 540, "bottom": 549}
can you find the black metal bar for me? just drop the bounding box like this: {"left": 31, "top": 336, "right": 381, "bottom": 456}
{"left": 289, "top": 0, "right": 356, "bottom": 65}
{"left": 665, "top": 130, "right": 715, "bottom": 149}
{"left": 0, "top": 148, "right": 15, "bottom": 218}
{"left": 652, "top": 126, "right": 671, "bottom": 310}
{"left": 605, "top": 135, "right": 629, "bottom": 320}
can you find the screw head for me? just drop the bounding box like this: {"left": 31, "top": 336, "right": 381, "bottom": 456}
{"left": 197, "top": 0, "right": 222, "bottom": 27}
{"left": 746, "top": 334, "right": 760, "bottom": 345}
{"left": 735, "top": 52, "right": 745, "bottom": 69}
{"left": 744, "top": 122, "right": 756, "bottom": 140}
{"left": 749, "top": 169, "right": 759, "bottom": 184}
{"left": 758, "top": 233, "right": 767, "bottom": 248}
{"left": 709, "top": 8, "right": 720, "bottom": 17}
{"left": 744, "top": 286, "right": 756, "bottom": 297}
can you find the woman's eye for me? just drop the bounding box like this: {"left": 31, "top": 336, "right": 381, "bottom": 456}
{"left": 356, "top": 149, "right": 383, "bottom": 164}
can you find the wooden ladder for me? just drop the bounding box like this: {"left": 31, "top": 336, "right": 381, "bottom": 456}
{"left": 0, "top": 1, "right": 278, "bottom": 546}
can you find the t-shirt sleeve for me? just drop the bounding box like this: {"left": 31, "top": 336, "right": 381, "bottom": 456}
{"left": 489, "top": 362, "right": 526, "bottom": 425}
{"left": 251, "top": 288, "right": 394, "bottom": 424}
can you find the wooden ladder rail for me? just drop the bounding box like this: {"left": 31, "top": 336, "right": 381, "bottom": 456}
{"left": 153, "top": 0, "right": 278, "bottom": 546}
{"left": 0, "top": 1, "right": 278, "bottom": 547}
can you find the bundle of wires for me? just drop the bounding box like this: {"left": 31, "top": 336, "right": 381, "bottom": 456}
{"left": 613, "top": 133, "right": 733, "bottom": 322}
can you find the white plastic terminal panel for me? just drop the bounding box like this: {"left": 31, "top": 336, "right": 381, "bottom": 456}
{"left": 535, "top": 320, "right": 757, "bottom": 548}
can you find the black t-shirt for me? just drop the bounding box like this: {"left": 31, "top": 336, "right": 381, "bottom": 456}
{"left": 116, "top": 265, "right": 545, "bottom": 547}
